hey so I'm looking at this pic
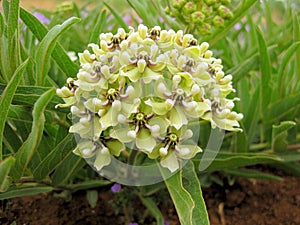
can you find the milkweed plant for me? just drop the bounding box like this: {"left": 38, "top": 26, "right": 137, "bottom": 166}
{"left": 0, "top": 0, "right": 299, "bottom": 225}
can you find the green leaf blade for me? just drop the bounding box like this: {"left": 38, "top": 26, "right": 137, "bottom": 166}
{"left": 35, "top": 17, "right": 80, "bottom": 86}
{"left": 0, "top": 156, "right": 16, "bottom": 192}
{"left": 11, "top": 88, "right": 56, "bottom": 180}
{"left": 0, "top": 59, "right": 29, "bottom": 160}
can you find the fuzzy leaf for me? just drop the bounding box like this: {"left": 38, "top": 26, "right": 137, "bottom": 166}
{"left": 0, "top": 186, "right": 53, "bottom": 200}
{"left": 272, "top": 121, "right": 296, "bottom": 152}
{"left": 35, "top": 17, "right": 80, "bottom": 86}
{"left": 0, "top": 156, "right": 15, "bottom": 192}
{"left": 20, "top": 8, "right": 79, "bottom": 77}
{"left": 162, "top": 161, "right": 209, "bottom": 225}
{"left": 11, "top": 88, "right": 56, "bottom": 180}
{"left": 0, "top": 59, "right": 29, "bottom": 159}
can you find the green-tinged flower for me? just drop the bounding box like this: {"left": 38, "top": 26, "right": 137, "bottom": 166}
{"left": 204, "top": 0, "right": 217, "bottom": 6}
{"left": 148, "top": 127, "right": 202, "bottom": 172}
{"left": 56, "top": 24, "right": 243, "bottom": 172}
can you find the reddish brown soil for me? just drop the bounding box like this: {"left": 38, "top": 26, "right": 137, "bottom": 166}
{"left": 1, "top": 167, "right": 300, "bottom": 225}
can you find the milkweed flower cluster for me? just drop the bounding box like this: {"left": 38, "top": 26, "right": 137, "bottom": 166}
{"left": 56, "top": 24, "right": 243, "bottom": 172}
{"left": 165, "top": 0, "right": 233, "bottom": 35}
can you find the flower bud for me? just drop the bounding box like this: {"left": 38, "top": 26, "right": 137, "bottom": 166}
{"left": 191, "top": 11, "right": 205, "bottom": 24}
{"left": 183, "top": 2, "right": 197, "bottom": 14}
{"left": 172, "top": 0, "right": 186, "bottom": 9}
{"left": 218, "top": 5, "right": 233, "bottom": 19}
{"left": 212, "top": 15, "right": 225, "bottom": 28}
{"left": 201, "top": 5, "right": 213, "bottom": 16}
{"left": 199, "top": 23, "right": 212, "bottom": 35}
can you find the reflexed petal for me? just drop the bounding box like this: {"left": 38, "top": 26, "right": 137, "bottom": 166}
{"left": 110, "top": 127, "right": 133, "bottom": 143}
{"left": 176, "top": 145, "right": 202, "bottom": 159}
{"left": 145, "top": 99, "right": 171, "bottom": 115}
{"left": 160, "top": 152, "right": 179, "bottom": 173}
{"left": 170, "top": 107, "right": 188, "bottom": 130}
{"left": 149, "top": 117, "right": 169, "bottom": 134}
{"left": 121, "top": 66, "right": 140, "bottom": 82}
{"left": 105, "top": 139, "right": 125, "bottom": 156}
{"left": 143, "top": 67, "right": 162, "bottom": 84}
{"left": 136, "top": 128, "right": 156, "bottom": 153}
{"left": 94, "top": 149, "right": 111, "bottom": 171}
{"left": 99, "top": 107, "right": 119, "bottom": 129}
{"left": 73, "top": 141, "right": 95, "bottom": 158}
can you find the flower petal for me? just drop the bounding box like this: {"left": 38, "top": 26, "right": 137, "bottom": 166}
{"left": 160, "top": 152, "right": 179, "bottom": 173}
{"left": 136, "top": 128, "right": 157, "bottom": 153}
{"left": 176, "top": 144, "right": 202, "bottom": 159}
{"left": 170, "top": 107, "right": 188, "bottom": 130}
{"left": 105, "top": 139, "right": 125, "bottom": 156}
{"left": 110, "top": 127, "right": 133, "bottom": 143}
{"left": 94, "top": 148, "right": 111, "bottom": 171}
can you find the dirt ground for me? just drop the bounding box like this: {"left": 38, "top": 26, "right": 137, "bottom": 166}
{"left": 1, "top": 166, "right": 300, "bottom": 225}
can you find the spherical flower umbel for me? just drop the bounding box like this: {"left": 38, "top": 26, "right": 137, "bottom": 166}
{"left": 56, "top": 24, "right": 243, "bottom": 173}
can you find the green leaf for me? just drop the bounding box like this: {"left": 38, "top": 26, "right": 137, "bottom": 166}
{"left": 66, "top": 180, "right": 111, "bottom": 192}
{"left": 139, "top": 196, "right": 164, "bottom": 225}
{"left": 35, "top": 17, "right": 80, "bottom": 86}
{"left": 11, "top": 88, "right": 56, "bottom": 180}
{"left": 162, "top": 161, "right": 209, "bottom": 225}
{"left": 272, "top": 121, "right": 296, "bottom": 152}
{"left": 278, "top": 42, "right": 300, "bottom": 98}
{"left": 86, "top": 190, "right": 98, "bottom": 208}
{"left": 182, "top": 161, "right": 209, "bottom": 225}
{"left": 89, "top": 10, "right": 106, "bottom": 44}
{"left": 0, "top": 156, "right": 15, "bottom": 192}
{"left": 103, "top": 2, "right": 128, "bottom": 31}
{"left": 263, "top": 93, "right": 300, "bottom": 122}
{"left": 272, "top": 161, "right": 300, "bottom": 177}
{"left": 0, "top": 59, "right": 29, "bottom": 160}
{"left": 256, "top": 26, "right": 272, "bottom": 110}
{"left": 0, "top": 186, "right": 53, "bottom": 200}
{"left": 51, "top": 153, "right": 85, "bottom": 186}
{"left": 224, "top": 168, "right": 283, "bottom": 181}
{"left": 7, "top": 0, "right": 19, "bottom": 45}
{"left": 0, "top": 84, "right": 65, "bottom": 111}
{"left": 20, "top": 8, "right": 79, "bottom": 78}
{"left": 195, "top": 150, "right": 282, "bottom": 173}
{"left": 33, "top": 134, "right": 76, "bottom": 180}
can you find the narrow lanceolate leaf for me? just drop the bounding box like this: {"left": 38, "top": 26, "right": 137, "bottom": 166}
{"left": 162, "top": 161, "right": 209, "bottom": 225}
{"left": 51, "top": 153, "right": 85, "bottom": 186}
{"left": 20, "top": 8, "right": 79, "bottom": 77}
{"left": 256, "top": 27, "right": 272, "bottom": 111}
{"left": 194, "top": 150, "right": 282, "bottom": 173}
{"left": 224, "top": 168, "right": 283, "bottom": 181}
{"left": 0, "top": 156, "right": 16, "bottom": 192}
{"left": 11, "top": 88, "right": 56, "bottom": 181}
{"left": 33, "top": 134, "right": 76, "bottom": 181}
{"left": 278, "top": 42, "right": 300, "bottom": 98}
{"left": 0, "top": 84, "right": 64, "bottom": 111}
{"left": 182, "top": 161, "right": 209, "bottom": 225}
{"left": 35, "top": 17, "right": 80, "bottom": 86}
{"left": 89, "top": 10, "right": 106, "bottom": 44}
{"left": 272, "top": 121, "right": 296, "bottom": 152}
{"left": 0, "top": 186, "right": 53, "bottom": 200}
{"left": 139, "top": 196, "right": 164, "bottom": 225}
{"left": 0, "top": 59, "right": 29, "bottom": 160}
{"left": 103, "top": 3, "right": 128, "bottom": 30}
{"left": 7, "top": 0, "right": 19, "bottom": 44}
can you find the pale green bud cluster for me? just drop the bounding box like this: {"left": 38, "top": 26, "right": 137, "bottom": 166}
{"left": 56, "top": 25, "right": 242, "bottom": 172}
{"left": 166, "top": 0, "right": 233, "bottom": 35}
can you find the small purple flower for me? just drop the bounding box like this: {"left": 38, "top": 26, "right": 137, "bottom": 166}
{"left": 111, "top": 183, "right": 122, "bottom": 193}
{"left": 234, "top": 23, "right": 242, "bottom": 30}
{"left": 33, "top": 12, "right": 50, "bottom": 25}
{"left": 128, "top": 223, "right": 138, "bottom": 225}
{"left": 164, "top": 221, "right": 170, "bottom": 225}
